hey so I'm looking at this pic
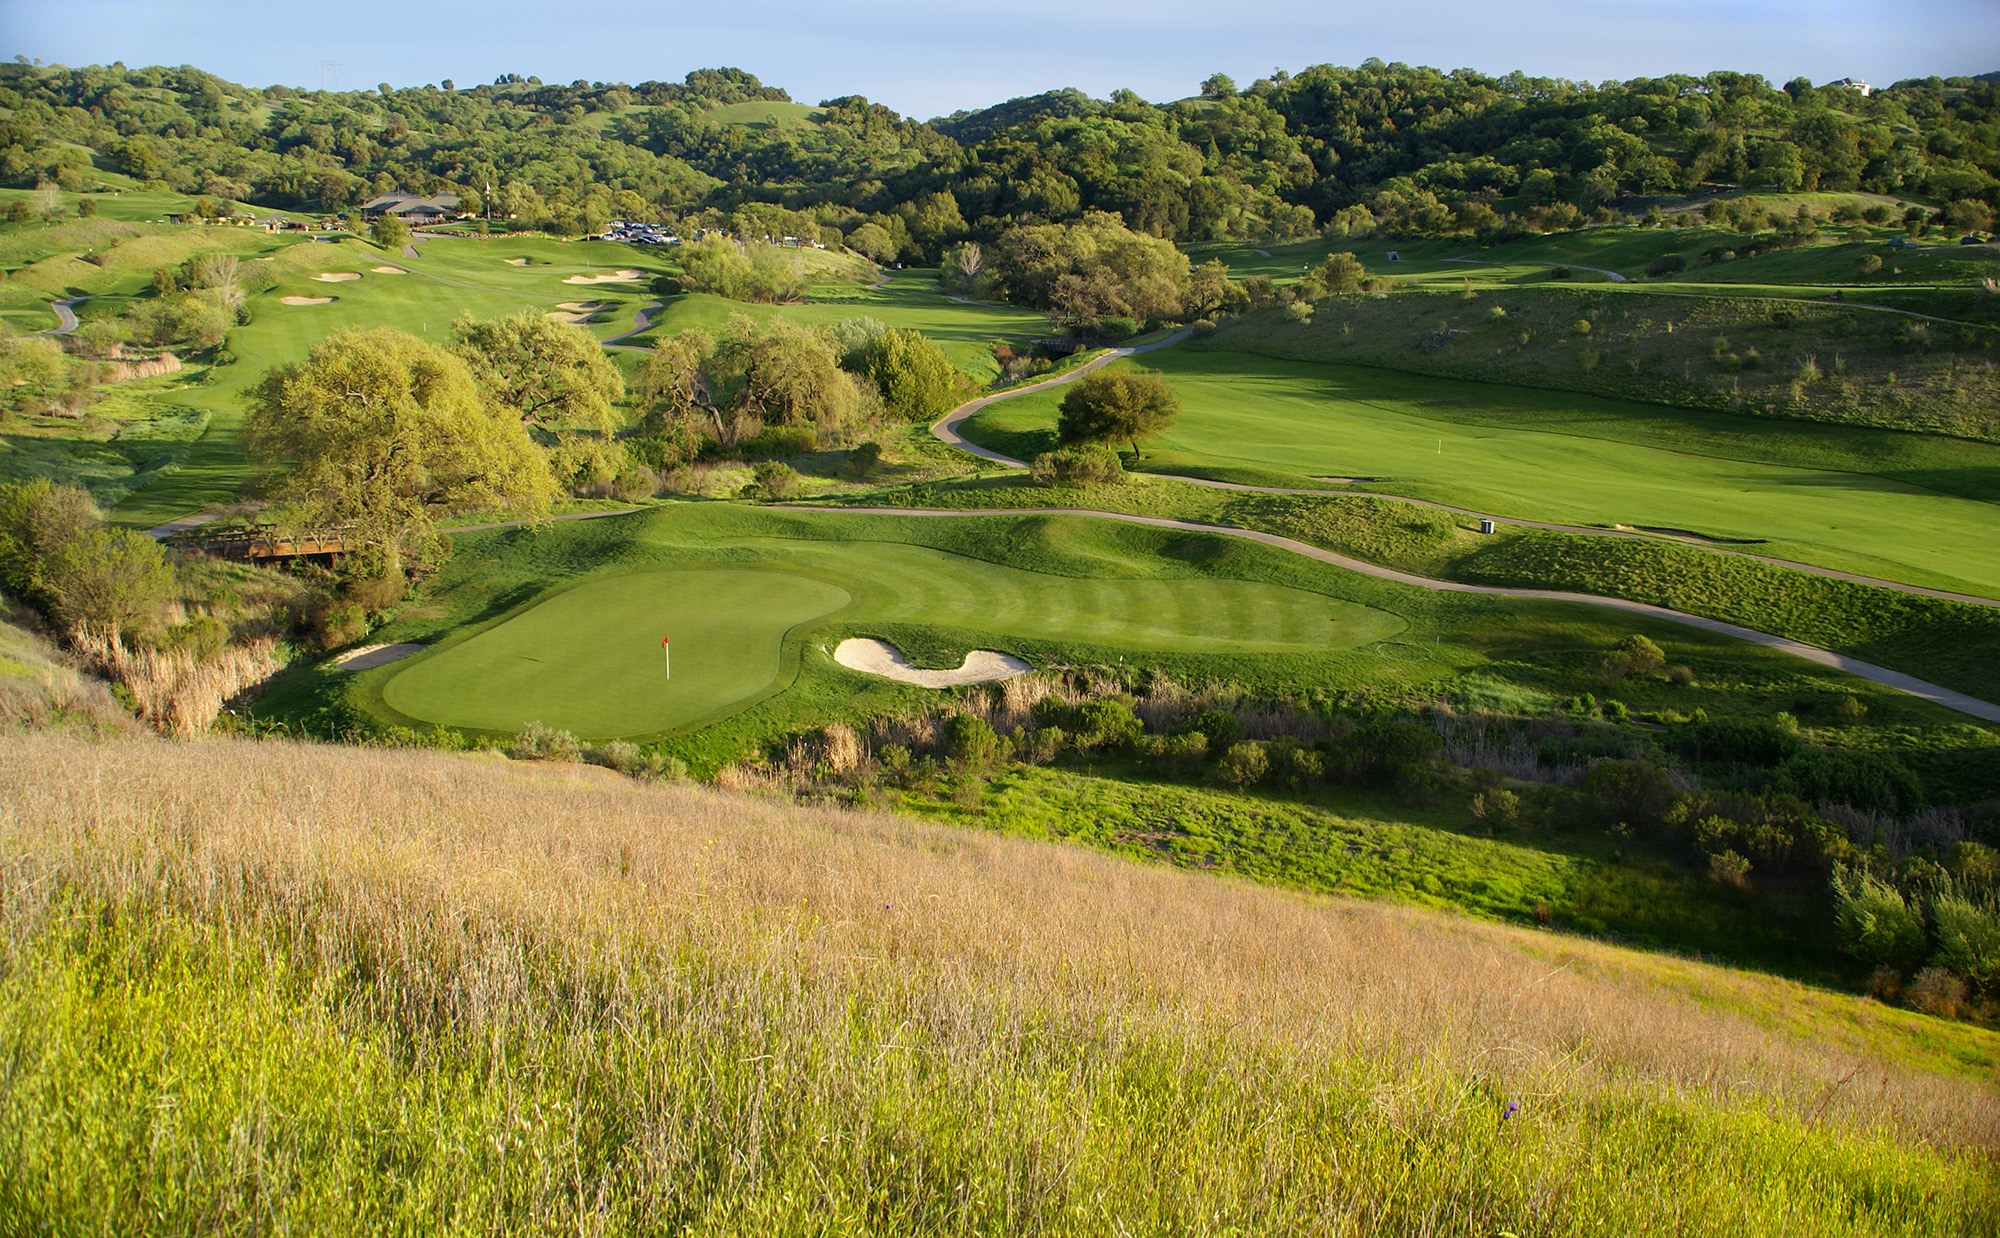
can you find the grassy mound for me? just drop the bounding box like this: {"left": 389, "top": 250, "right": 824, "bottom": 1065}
{"left": 3, "top": 734, "right": 1994, "bottom": 1234}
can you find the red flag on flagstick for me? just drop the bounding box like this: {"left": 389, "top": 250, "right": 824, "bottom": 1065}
{"left": 661, "top": 635, "right": 669, "bottom": 647}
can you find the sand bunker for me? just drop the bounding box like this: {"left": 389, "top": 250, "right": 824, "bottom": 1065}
{"left": 556, "top": 300, "right": 608, "bottom": 311}
{"left": 332, "top": 643, "right": 425, "bottom": 671}
{"left": 313, "top": 271, "right": 362, "bottom": 282}
{"left": 562, "top": 269, "right": 644, "bottom": 285}
{"left": 280, "top": 295, "right": 335, "bottom": 306}
{"left": 833, "top": 638, "right": 1030, "bottom": 688}
{"left": 371, "top": 265, "right": 406, "bottom": 274}
{"left": 504, "top": 257, "right": 529, "bottom": 266}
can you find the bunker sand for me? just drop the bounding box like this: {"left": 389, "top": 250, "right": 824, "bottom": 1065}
{"left": 835, "top": 638, "right": 1030, "bottom": 687}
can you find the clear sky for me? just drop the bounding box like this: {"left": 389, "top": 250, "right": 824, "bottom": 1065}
{"left": 4, "top": 0, "right": 1996, "bottom": 119}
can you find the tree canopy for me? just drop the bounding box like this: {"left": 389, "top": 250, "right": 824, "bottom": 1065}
{"left": 450, "top": 311, "right": 625, "bottom": 435}
{"left": 245, "top": 327, "right": 554, "bottom": 575}
{"left": 1057, "top": 368, "right": 1181, "bottom": 459}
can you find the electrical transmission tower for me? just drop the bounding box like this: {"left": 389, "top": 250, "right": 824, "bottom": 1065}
{"left": 317, "top": 60, "right": 340, "bottom": 91}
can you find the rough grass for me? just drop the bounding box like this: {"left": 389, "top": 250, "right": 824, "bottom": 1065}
{"left": 1210, "top": 287, "right": 2000, "bottom": 442}
{"left": 1, "top": 733, "right": 1995, "bottom": 1235}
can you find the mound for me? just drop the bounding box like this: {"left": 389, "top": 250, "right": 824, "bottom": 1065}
{"left": 382, "top": 567, "right": 852, "bottom": 737}
{"left": 3, "top": 733, "right": 1992, "bottom": 1233}
{"left": 312, "top": 271, "right": 361, "bottom": 282}
{"left": 834, "top": 637, "right": 1028, "bottom": 686}
{"left": 562, "top": 268, "right": 643, "bottom": 285}
{"left": 278, "top": 295, "right": 334, "bottom": 306}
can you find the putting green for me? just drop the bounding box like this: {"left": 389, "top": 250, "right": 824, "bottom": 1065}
{"left": 380, "top": 539, "right": 1404, "bottom": 738}
{"left": 384, "top": 568, "right": 851, "bottom": 738}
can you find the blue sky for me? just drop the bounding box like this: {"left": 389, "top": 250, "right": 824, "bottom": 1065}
{"left": 4, "top": 0, "right": 1996, "bottom": 119}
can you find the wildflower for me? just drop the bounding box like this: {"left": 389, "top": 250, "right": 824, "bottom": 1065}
{"left": 1501, "top": 1100, "right": 1520, "bottom": 1125}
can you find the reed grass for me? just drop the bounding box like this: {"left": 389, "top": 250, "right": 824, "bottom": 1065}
{"left": 1, "top": 734, "right": 1994, "bottom": 1234}
{"left": 67, "top": 627, "right": 282, "bottom": 736}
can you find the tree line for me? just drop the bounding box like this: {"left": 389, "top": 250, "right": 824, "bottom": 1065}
{"left": 3, "top": 59, "right": 1995, "bottom": 255}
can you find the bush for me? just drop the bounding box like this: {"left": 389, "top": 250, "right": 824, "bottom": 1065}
{"left": 1858, "top": 253, "right": 1883, "bottom": 275}
{"left": 946, "top": 713, "right": 1003, "bottom": 772}
{"left": 1030, "top": 445, "right": 1124, "bottom": 487}
{"left": 1283, "top": 301, "right": 1314, "bottom": 325}
{"left": 1771, "top": 750, "right": 1923, "bottom": 816}
{"left": 1184, "top": 709, "right": 1241, "bottom": 749}
{"left": 1831, "top": 867, "right": 1928, "bottom": 970}
{"left": 1646, "top": 253, "right": 1688, "bottom": 277}
{"left": 846, "top": 442, "right": 882, "bottom": 476}
{"left": 745, "top": 461, "right": 803, "bottom": 500}
{"left": 1076, "top": 699, "right": 1142, "bottom": 750}
{"left": 1548, "top": 266, "right": 1572, "bottom": 280}
{"left": 1905, "top": 967, "right": 1968, "bottom": 1019}
{"left": 1930, "top": 891, "right": 2000, "bottom": 995}
{"left": 510, "top": 721, "right": 583, "bottom": 762}
{"left": 1215, "top": 741, "right": 1270, "bottom": 787}
{"left": 1580, "top": 759, "right": 1674, "bottom": 827}
{"left": 741, "top": 425, "right": 817, "bottom": 458}
{"left": 1667, "top": 719, "right": 1803, "bottom": 767}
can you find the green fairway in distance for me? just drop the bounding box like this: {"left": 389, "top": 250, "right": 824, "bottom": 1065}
{"left": 384, "top": 568, "right": 851, "bottom": 738}
{"left": 960, "top": 348, "right": 2000, "bottom": 598}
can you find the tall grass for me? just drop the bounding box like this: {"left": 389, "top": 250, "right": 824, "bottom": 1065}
{"left": 1, "top": 735, "right": 1994, "bottom": 1234}
{"left": 67, "top": 627, "right": 282, "bottom": 736}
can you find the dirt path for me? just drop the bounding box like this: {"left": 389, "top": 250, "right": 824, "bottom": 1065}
{"left": 931, "top": 331, "right": 1193, "bottom": 465}
{"left": 601, "top": 300, "right": 664, "bottom": 351}
{"left": 35, "top": 297, "right": 83, "bottom": 336}
{"left": 928, "top": 339, "right": 1999, "bottom": 608}
{"left": 777, "top": 505, "right": 2000, "bottom": 722}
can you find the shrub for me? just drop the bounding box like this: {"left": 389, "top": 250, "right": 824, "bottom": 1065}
{"left": 1858, "top": 253, "right": 1883, "bottom": 275}
{"left": 1668, "top": 719, "right": 1803, "bottom": 766}
{"left": 1076, "top": 699, "right": 1142, "bottom": 750}
{"left": 746, "top": 461, "right": 803, "bottom": 500}
{"left": 1184, "top": 709, "right": 1241, "bottom": 749}
{"left": 741, "top": 426, "right": 817, "bottom": 458}
{"left": 1030, "top": 445, "right": 1124, "bottom": 486}
{"left": 1646, "top": 253, "right": 1688, "bottom": 277}
{"left": 846, "top": 442, "right": 882, "bottom": 476}
{"left": 1548, "top": 266, "right": 1572, "bottom": 280}
{"left": 1831, "top": 868, "right": 1928, "bottom": 970}
{"left": 510, "top": 722, "right": 582, "bottom": 762}
{"left": 946, "top": 714, "right": 1003, "bottom": 772}
{"left": 1708, "top": 850, "right": 1753, "bottom": 888}
{"left": 1215, "top": 741, "right": 1270, "bottom": 787}
{"left": 1571, "top": 319, "right": 1592, "bottom": 335}
{"left": 1283, "top": 301, "right": 1314, "bottom": 325}
{"left": 1581, "top": 759, "right": 1674, "bottom": 827}
{"left": 1930, "top": 891, "right": 2000, "bottom": 995}
{"left": 1905, "top": 967, "right": 1968, "bottom": 1019}
{"left": 1771, "top": 750, "right": 1923, "bottom": 816}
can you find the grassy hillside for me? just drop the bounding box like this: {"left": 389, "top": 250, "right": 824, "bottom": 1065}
{"left": 2, "top": 734, "right": 1994, "bottom": 1234}
{"left": 1207, "top": 287, "right": 2000, "bottom": 443}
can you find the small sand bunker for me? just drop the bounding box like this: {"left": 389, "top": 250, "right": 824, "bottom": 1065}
{"left": 332, "top": 643, "right": 425, "bottom": 671}
{"left": 562, "top": 269, "right": 644, "bottom": 285}
{"left": 280, "top": 295, "right": 335, "bottom": 306}
{"left": 834, "top": 638, "right": 1029, "bottom": 688}
{"left": 313, "top": 271, "right": 362, "bottom": 282}
{"left": 556, "top": 300, "right": 608, "bottom": 311}
{"left": 371, "top": 265, "right": 406, "bottom": 274}
{"left": 505, "top": 257, "right": 530, "bottom": 266}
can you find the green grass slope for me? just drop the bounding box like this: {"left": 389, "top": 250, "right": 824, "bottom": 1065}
{"left": 4, "top": 734, "right": 1994, "bottom": 1235}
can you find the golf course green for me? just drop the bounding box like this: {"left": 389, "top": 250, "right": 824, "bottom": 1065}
{"left": 384, "top": 567, "right": 852, "bottom": 737}
{"left": 376, "top": 533, "right": 1406, "bottom": 738}
{"left": 960, "top": 347, "right": 2000, "bottom": 598}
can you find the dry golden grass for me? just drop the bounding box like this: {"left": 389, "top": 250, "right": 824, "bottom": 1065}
{"left": 66, "top": 627, "right": 281, "bottom": 735}
{"left": 2, "top": 733, "right": 1996, "bottom": 1233}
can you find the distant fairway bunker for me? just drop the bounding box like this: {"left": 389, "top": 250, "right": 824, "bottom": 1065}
{"left": 383, "top": 567, "right": 851, "bottom": 739}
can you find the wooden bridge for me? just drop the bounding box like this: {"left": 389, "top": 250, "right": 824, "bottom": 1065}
{"left": 165, "top": 525, "right": 354, "bottom": 564}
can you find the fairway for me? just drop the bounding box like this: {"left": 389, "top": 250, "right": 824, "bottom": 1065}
{"left": 384, "top": 568, "right": 851, "bottom": 738}
{"left": 377, "top": 535, "right": 1405, "bottom": 738}
{"left": 962, "top": 348, "right": 2000, "bottom": 598}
